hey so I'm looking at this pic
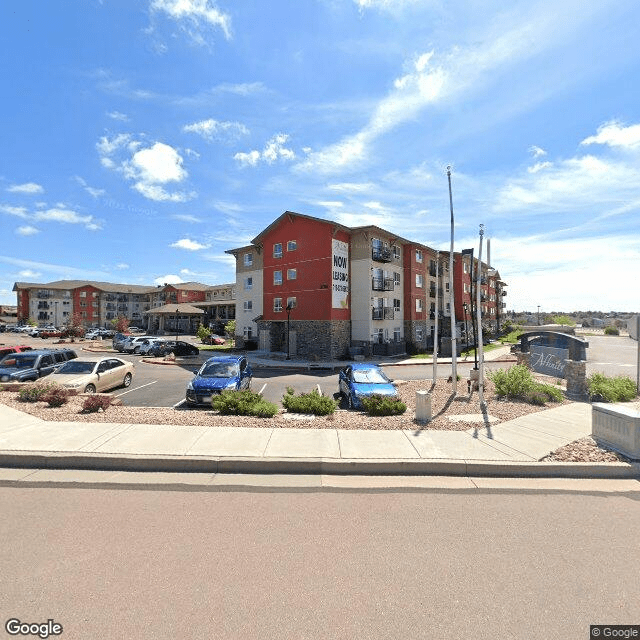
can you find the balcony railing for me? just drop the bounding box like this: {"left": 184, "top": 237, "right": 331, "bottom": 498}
{"left": 372, "top": 277, "right": 394, "bottom": 291}
{"left": 371, "top": 247, "right": 392, "bottom": 263}
{"left": 372, "top": 307, "right": 394, "bottom": 320}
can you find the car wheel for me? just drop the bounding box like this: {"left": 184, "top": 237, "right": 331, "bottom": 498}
{"left": 134, "top": 346, "right": 140, "bottom": 354}
{"left": 122, "top": 373, "right": 132, "bottom": 388}
{"left": 84, "top": 384, "right": 96, "bottom": 394}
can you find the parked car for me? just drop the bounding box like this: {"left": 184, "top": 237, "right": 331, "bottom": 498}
{"left": 39, "top": 329, "right": 63, "bottom": 339}
{"left": 0, "top": 348, "right": 77, "bottom": 383}
{"left": 338, "top": 363, "right": 398, "bottom": 410}
{"left": 0, "top": 345, "right": 33, "bottom": 361}
{"left": 186, "top": 355, "right": 252, "bottom": 406}
{"left": 121, "top": 336, "right": 155, "bottom": 354}
{"left": 202, "top": 334, "right": 226, "bottom": 345}
{"left": 50, "top": 357, "right": 134, "bottom": 394}
{"left": 138, "top": 339, "right": 166, "bottom": 356}
{"left": 128, "top": 326, "right": 144, "bottom": 334}
{"left": 112, "top": 333, "right": 132, "bottom": 351}
{"left": 157, "top": 340, "right": 199, "bottom": 357}
{"left": 85, "top": 328, "right": 114, "bottom": 340}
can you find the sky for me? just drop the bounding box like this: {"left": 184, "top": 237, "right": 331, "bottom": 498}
{"left": 1, "top": 0, "right": 639, "bottom": 314}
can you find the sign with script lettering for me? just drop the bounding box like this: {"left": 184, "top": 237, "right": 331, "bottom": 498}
{"left": 530, "top": 345, "right": 569, "bottom": 378}
{"left": 332, "top": 239, "right": 349, "bottom": 309}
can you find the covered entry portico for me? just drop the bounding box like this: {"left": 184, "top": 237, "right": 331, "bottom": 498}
{"left": 144, "top": 303, "right": 205, "bottom": 335}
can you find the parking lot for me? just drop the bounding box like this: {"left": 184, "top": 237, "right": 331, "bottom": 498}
{"left": 1, "top": 330, "right": 637, "bottom": 408}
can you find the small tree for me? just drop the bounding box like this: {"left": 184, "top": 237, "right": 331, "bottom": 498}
{"left": 112, "top": 315, "right": 130, "bottom": 333}
{"left": 197, "top": 324, "right": 211, "bottom": 342}
{"left": 224, "top": 319, "right": 236, "bottom": 346}
{"left": 63, "top": 311, "right": 84, "bottom": 338}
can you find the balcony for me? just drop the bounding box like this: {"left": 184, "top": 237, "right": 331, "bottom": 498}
{"left": 372, "top": 307, "right": 394, "bottom": 320}
{"left": 372, "top": 247, "right": 392, "bottom": 263}
{"left": 372, "top": 277, "right": 394, "bottom": 291}
{"left": 37, "top": 302, "right": 50, "bottom": 310}
{"left": 429, "top": 287, "right": 436, "bottom": 298}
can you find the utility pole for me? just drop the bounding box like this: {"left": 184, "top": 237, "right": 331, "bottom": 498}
{"left": 476, "top": 224, "right": 486, "bottom": 408}
{"left": 447, "top": 166, "right": 457, "bottom": 394}
{"left": 433, "top": 251, "right": 439, "bottom": 383}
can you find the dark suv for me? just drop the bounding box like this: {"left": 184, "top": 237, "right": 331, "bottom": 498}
{"left": 0, "top": 349, "right": 77, "bottom": 382}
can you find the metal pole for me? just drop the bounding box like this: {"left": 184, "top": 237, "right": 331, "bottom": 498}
{"left": 476, "top": 225, "right": 486, "bottom": 408}
{"left": 447, "top": 166, "right": 457, "bottom": 393}
{"left": 286, "top": 304, "right": 292, "bottom": 360}
{"left": 433, "top": 251, "right": 439, "bottom": 383}
{"left": 636, "top": 315, "right": 640, "bottom": 394}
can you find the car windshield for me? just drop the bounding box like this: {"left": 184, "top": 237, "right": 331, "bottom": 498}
{"left": 57, "top": 361, "right": 97, "bottom": 374}
{"left": 1, "top": 355, "right": 37, "bottom": 370}
{"left": 352, "top": 369, "right": 390, "bottom": 384}
{"left": 200, "top": 362, "right": 239, "bottom": 378}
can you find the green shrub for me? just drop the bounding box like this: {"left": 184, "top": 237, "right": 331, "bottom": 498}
{"left": 604, "top": 326, "right": 620, "bottom": 336}
{"left": 211, "top": 390, "right": 278, "bottom": 417}
{"left": 197, "top": 325, "right": 211, "bottom": 342}
{"left": 18, "top": 383, "right": 56, "bottom": 403}
{"left": 82, "top": 395, "right": 112, "bottom": 413}
{"left": 489, "top": 365, "right": 563, "bottom": 405}
{"left": 281, "top": 389, "right": 337, "bottom": 415}
{"left": 588, "top": 373, "right": 637, "bottom": 402}
{"left": 361, "top": 394, "right": 407, "bottom": 416}
{"left": 43, "top": 386, "right": 70, "bottom": 408}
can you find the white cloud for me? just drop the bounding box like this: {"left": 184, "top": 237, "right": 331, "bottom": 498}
{"left": 107, "top": 111, "right": 129, "bottom": 122}
{"left": 150, "top": 0, "right": 232, "bottom": 40}
{"left": 153, "top": 274, "right": 184, "bottom": 286}
{"left": 0, "top": 204, "right": 29, "bottom": 218}
{"left": 7, "top": 182, "right": 44, "bottom": 194}
{"left": 234, "top": 133, "right": 295, "bottom": 167}
{"left": 74, "top": 176, "right": 105, "bottom": 198}
{"left": 172, "top": 213, "right": 203, "bottom": 223}
{"left": 170, "top": 238, "right": 210, "bottom": 250}
{"left": 183, "top": 118, "right": 249, "bottom": 141}
{"left": 15, "top": 226, "right": 39, "bottom": 236}
{"left": 581, "top": 120, "right": 640, "bottom": 149}
{"left": 127, "top": 142, "right": 187, "bottom": 184}
{"left": 527, "top": 161, "right": 552, "bottom": 174}
{"left": 529, "top": 145, "right": 547, "bottom": 158}
{"left": 35, "top": 207, "right": 96, "bottom": 226}
{"left": 115, "top": 263, "right": 130, "bottom": 270}
{"left": 18, "top": 269, "right": 41, "bottom": 278}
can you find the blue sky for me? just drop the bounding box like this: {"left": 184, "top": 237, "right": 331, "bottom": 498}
{"left": 1, "top": 0, "right": 639, "bottom": 313}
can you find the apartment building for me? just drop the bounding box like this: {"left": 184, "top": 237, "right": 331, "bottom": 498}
{"left": 227, "top": 211, "right": 507, "bottom": 359}
{"left": 13, "top": 280, "right": 236, "bottom": 333}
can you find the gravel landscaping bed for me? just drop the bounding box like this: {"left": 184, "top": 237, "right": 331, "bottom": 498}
{"left": 540, "top": 437, "right": 632, "bottom": 463}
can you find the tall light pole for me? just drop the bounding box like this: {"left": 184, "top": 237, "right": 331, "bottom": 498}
{"left": 476, "top": 224, "right": 486, "bottom": 408}
{"left": 175, "top": 307, "right": 179, "bottom": 342}
{"left": 537, "top": 305, "right": 541, "bottom": 326}
{"left": 447, "top": 166, "right": 457, "bottom": 393}
{"left": 432, "top": 251, "right": 439, "bottom": 383}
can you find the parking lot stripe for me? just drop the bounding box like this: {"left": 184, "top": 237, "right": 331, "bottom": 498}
{"left": 113, "top": 380, "right": 158, "bottom": 397}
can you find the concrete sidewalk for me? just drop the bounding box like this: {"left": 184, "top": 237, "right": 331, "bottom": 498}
{"left": 1, "top": 401, "right": 638, "bottom": 480}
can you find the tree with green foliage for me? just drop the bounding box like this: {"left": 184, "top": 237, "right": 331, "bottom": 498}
{"left": 224, "top": 319, "right": 236, "bottom": 346}
{"left": 197, "top": 324, "right": 211, "bottom": 343}
{"left": 111, "top": 315, "right": 130, "bottom": 333}
{"left": 552, "top": 315, "right": 575, "bottom": 326}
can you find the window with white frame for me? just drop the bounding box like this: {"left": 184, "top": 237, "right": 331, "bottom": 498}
{"left": 273, "top": 270, "right": 282, "bottom": 286}
{"left": 416, "top": 249, "right": 423, "bottom": 263}
{"left": 273, "top": 243, "right": 283, "bottom": 258}
{"left": 287, "top": 240, "right": 297, "bottom": 251}
{"left": 415, "top": 274, "right": 424, "bottom": 288}
{"left": 243, "top": 300, "right": 252, "bottom": 312}
{"left": 243, "top": 326, "right": 253, "bottom": 339}
{"left": 287, "top": 268, "right": 297, "bottom": 280}
{"left": 445, "top": 302, "right": 451, "bottom": 314}
{"left": 394, "top": 271, "right": 401, "bottom": 286}
{"left": 393, "top": 327, "right": 401, "bottom": 342}
{"left": 244, "top": 253, "right": 253, "bottom": 266}
{"left": 244, "top": 277, "right": 252, "bottom": 290}
{"left": 286, "top": 297, "right": 297, "bottom": 309}
{"left": 80, "top": 291, "right": 86, "bottom": 298}
{"left": 416, "top": 328, "right": 423, "bottom": 341}
{"left": 273, "top": 297, "right": 282, "bottom": 312}
{"left": 392, "top": 245, "right": 401, "bottom": 259}
{"left": 416, "top": 299, "right": 423, "bottom": 312}
{"left": 445, "top": 282, "right": 450, "bottom": 292}
{"left": 393, "top": 298, "right": 401, "bottom": 312}
{"left": 464, "top": 283, "right": 470, "bottom": 294}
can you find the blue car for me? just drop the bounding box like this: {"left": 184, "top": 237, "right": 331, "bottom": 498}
{"left": 186, "top": 355, "right": 252, "bottom": 406}
{"left": 338, "top": 363, "right": 398, "bottom": 410}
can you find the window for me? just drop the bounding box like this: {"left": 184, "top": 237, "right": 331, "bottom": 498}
{"left": 393, "top": 298, "right": 401, "bottom": 312}
{"left": 287, "top": 240, "right": 297, "bottom": 252}
{"left": 287, "top": 268, "right": 297, "bottom": 280}
{"left": 394, "top": 272, "right": 401, "bottom": 286}
{"left": 274, "top": 270, "right": 282, "bottom": 286}
{"left": 463, "top": 262, "right": 469, "bottom": 274}
{"left": 394, "top": 328, "right": 401, "bottom": 342}
{"left": 445, "top": 282, "right": 450, "bottom": 292}
{"left": 243, "top": 301, "right": 253, "bottom": 312}
{"left": 286, "top": 297, "right": 297, "bottom": 310}
{"left": 244, "top": 253, "right": 253, "bottom": 267}
{"left": 445, "top": 302, "right": 451, "bottom": 314}
{"left": 244, "top": 277, "right": 253, "bottom": 290}
{"left": 92, "top": 292, "right": 98, "bottom": 298}
{"left": 80, "top": 291, "right": 87, "bottom": 298}
{"left": 273, "top": 243, "right": 283, "bottom": 258}
{"left": 416, "top": 299, "right": 423, "bottom": 312}
{"left": 416, "top": 328, "right": 423, "bottom": 341}
{"left": 243, "top": 326, "right": 253, "bottom": 339}
{"left": 416, "top": 249, "right": 423, "bottom": 263}
{"left": 392, "top": 245, "right": 401, "bottom": 259}
{"left": 274, "top": 298, "right": 282, "bottom": 313}
{"left": 464, "top": 283, "right": 470, "bottom": 294}
{"left": 415, "top": 274, "right": 424, "bottom": 288}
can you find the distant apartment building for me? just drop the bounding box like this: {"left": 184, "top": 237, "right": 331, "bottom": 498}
{"left": 227, "top": 211, "right": 507, "bottom": 359}
{"left": 12, "top": 280, "right": 235, "bottom": 333}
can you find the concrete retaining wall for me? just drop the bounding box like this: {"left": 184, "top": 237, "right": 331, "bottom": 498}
{"left": 592, "top": 403, "right": 640, "bottom": 460}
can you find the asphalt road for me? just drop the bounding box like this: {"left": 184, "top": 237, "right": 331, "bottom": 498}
{"left": 1, "top": 483, "right": 638, "bottom": 640}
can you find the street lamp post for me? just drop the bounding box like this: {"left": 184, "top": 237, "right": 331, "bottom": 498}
{"left": 537, "top": 306, "right": 541, "bottom": 326}
{"left": 286, "top": 303, "right": 293, "bottom": 360}
{"left": 461, "top": 248, "right": 478, "bottom": 370}
{"left": 462, "top": 302, "right": 468, "bottom": 353}
{"left": 175, "top": 307, "right": 179, "bottom": 342}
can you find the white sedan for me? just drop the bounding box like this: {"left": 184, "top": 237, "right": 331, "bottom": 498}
{"left": 50, "top": 357, "right": 134, "bottom": 394}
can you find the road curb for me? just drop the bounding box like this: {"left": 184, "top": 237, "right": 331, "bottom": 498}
{"left": 0, "top": 450, "right": 638, "bottom": 479}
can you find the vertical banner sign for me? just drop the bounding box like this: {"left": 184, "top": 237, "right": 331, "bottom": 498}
{"left": 332, "top": 239, "right": 349, "bottom": 309}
